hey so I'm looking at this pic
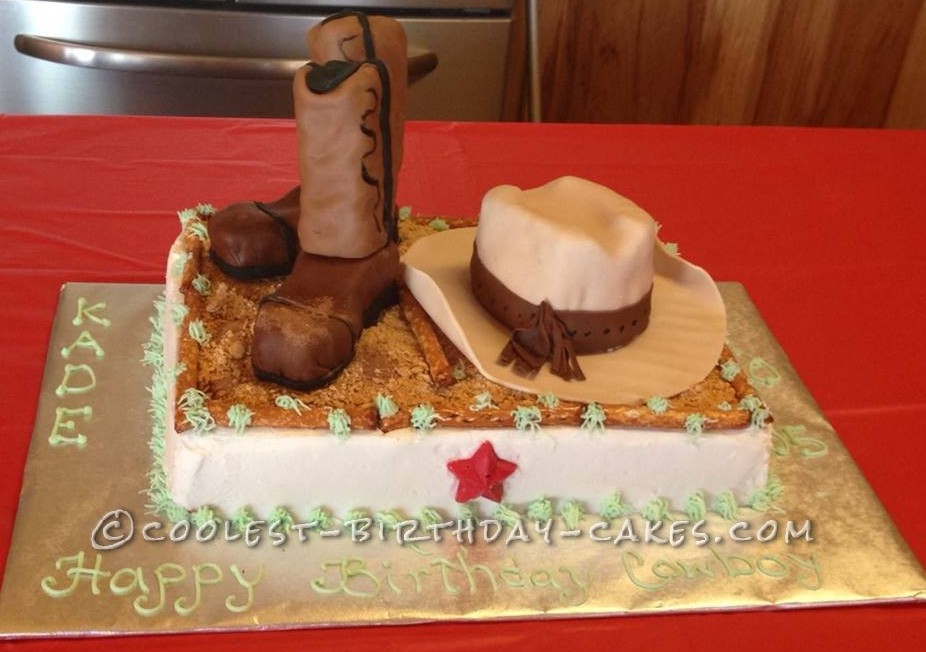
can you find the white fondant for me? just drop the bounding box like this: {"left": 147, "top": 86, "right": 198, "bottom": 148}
{"left": 405, "top": 228, "right": 727, "bottom": 405}
{"left": 476, "top": 177, "right": 656, "bottom": 310}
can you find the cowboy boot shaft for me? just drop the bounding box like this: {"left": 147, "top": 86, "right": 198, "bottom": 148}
{"left": 294, "top": 61, "right": 396, "bottom": 259}
{"left": 307, "top": 13, "right": 407, "bottom": 172}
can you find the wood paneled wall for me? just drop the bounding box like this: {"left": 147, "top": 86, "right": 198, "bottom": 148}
{"left": 504, "top": 0, "right": 926, "bottom": 127}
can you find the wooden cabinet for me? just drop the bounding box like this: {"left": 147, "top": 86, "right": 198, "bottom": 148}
{"left": 504, "top": 0, "right": 926, "bottom": 127}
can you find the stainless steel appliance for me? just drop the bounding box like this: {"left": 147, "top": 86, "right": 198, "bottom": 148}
{"left": 0, "top": 0, "right": 513, "bottom": 120}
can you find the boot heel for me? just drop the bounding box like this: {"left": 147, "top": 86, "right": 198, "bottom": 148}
{"left": 362, "top": 281, "right": 399, "bottom": 327}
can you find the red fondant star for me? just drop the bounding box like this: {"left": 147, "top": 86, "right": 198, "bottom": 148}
{"left": 447, "top": 441, "right": 518, "bottom": 503}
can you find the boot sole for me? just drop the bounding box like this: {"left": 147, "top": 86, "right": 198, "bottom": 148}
{"left": 209, "top": 249, "right": 295, "bottom": 282}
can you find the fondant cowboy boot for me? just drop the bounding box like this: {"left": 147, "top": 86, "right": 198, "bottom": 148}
{"left": 251, "top": 54, "right": 403, "bottom": 389}
{"left": 207, "top": 12, "right": 407, "bottom": 280}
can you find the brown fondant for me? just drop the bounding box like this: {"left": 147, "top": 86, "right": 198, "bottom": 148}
{"left": 498, "top": 299, "right": 586, "bottom": 381}
{"left": 470, "top": 244, "right": 652, "bottom": 355}
{"left": 251, "top": 243, "right": 400, "bottom": 389}
{"left": 207, "top": 186, "right": 301, "bottom": 279}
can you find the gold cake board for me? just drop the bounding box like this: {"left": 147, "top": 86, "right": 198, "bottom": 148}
{"left": 0, "top": 282, "right": 923, "bottom": 638}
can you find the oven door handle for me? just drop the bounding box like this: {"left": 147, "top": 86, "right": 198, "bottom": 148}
{"left": 14, "top": 34, "right": 439, "bottom": 82}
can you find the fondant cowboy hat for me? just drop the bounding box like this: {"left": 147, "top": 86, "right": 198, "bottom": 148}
{"left": 403, "top": 176, "right": 727, "bottom": 405}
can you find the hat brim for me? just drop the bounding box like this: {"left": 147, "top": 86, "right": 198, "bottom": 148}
{"left": 403, "top": 228, "right": 727, "bottom": 405}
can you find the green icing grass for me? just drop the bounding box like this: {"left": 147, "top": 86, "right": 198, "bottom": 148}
{"left": 645, "top": 396, "right": 668, "bottom": 414}
{"left": 527, "top": 497, "right": 553, "bottom": 522}
{"left": 230, "top": 507, "right": 255, "bottom": 533}
{"left": 712, "top": 490, "right": 738, "bottom": 520}
{"left": 327, "top": 408, "right": 352, "bottom": 441}
{"left": 684, "top": 413, "right": 707, "bottom": 439}
{"left": 469, "top": 391, "right": 495, "bottom": 411}
{"left": 536, "top": 392, "right": 559, "bottom": 409}
{"left": 188, "top": 220, "right": 209, "bottom": 241}
{"left": 580, "top": 402, "right": 606, "bottom": 431}
{"left": 493, "top": 503, "right": 521, "bottom": 527}
{"left": 195, "top": 202, "right": 216, "bottom": 216}
{"left": 560, "top": 499, "right": 586, "bottom": 530}
{"left": 720, "top": 359, "right": 741, "bottom": 381}
{"left": 599, "top": 492, "right": 633, "bottom": 520}
{"left": 410, "top": 403, "right": 438, "bottom": 433}
{"left": 641, "top": 497, "right": 671, "bottom": 522}
{"left": 375, "top": 393, "right": 399, "bottom": 419}
{"left": 268, "top": 506, "right": 295, "bottom": 531}
{"left": 176, "top": 208, "right": 198, "bottom": 226}
{"left": 190, "top": 505, "right": 217, "bottom": 528}
{"left": 226, "top": 404, "right": 253, "bottom": 435}
{"left": 188, "top": 319, "right": 208, "bottom": 344}
{"left": 419, "top": 507, "right": 446, "bottom": 528}
{"left": 684, "top": 490, "right": 708, "bottom": 521}
{"left": 511, "top": 405, "right": 542, "bottom": 433}
{"left": 143, "top": 294, "right": 192, "bottom": 522}
{"left": 276, "top": 394, "right": 310, "bottom": 415}
{"left": 191, "top": 273, "right": 211, "bottom": 296}
{"left": 374, "top": 510, "right": 405, "bottom": 531}
{"left": 178, "top": 387, "right": 215, "bottom": 434}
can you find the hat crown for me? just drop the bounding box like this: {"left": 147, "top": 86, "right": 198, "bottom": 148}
{"left": 475, "top": 176, "right": 655, "bottom": 312}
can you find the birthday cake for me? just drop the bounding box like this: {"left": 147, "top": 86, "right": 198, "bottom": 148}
{"left": 151, "top": 12, "right": 774, "bottom": 527}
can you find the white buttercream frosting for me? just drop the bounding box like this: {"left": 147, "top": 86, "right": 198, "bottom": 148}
{"left": 475, "top": 176, "right": 656, "bottom": 311}
{"left": 168, "top": 422, "right": 770, "bottom": 517}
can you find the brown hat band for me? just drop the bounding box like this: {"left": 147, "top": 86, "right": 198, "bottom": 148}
{"left": 470, "top": 246, "right": 652, "bottom": 380}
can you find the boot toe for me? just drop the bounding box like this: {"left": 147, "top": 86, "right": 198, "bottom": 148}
{"left": 252, "top": 299, "right": 356, "bottom": 389}
{"left": 208, "top": 203, "right": 295, "bottom": 278}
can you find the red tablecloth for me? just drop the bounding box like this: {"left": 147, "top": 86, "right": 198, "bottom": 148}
{"left": 1, "top": 115, "right": 924, "bottom": 649}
